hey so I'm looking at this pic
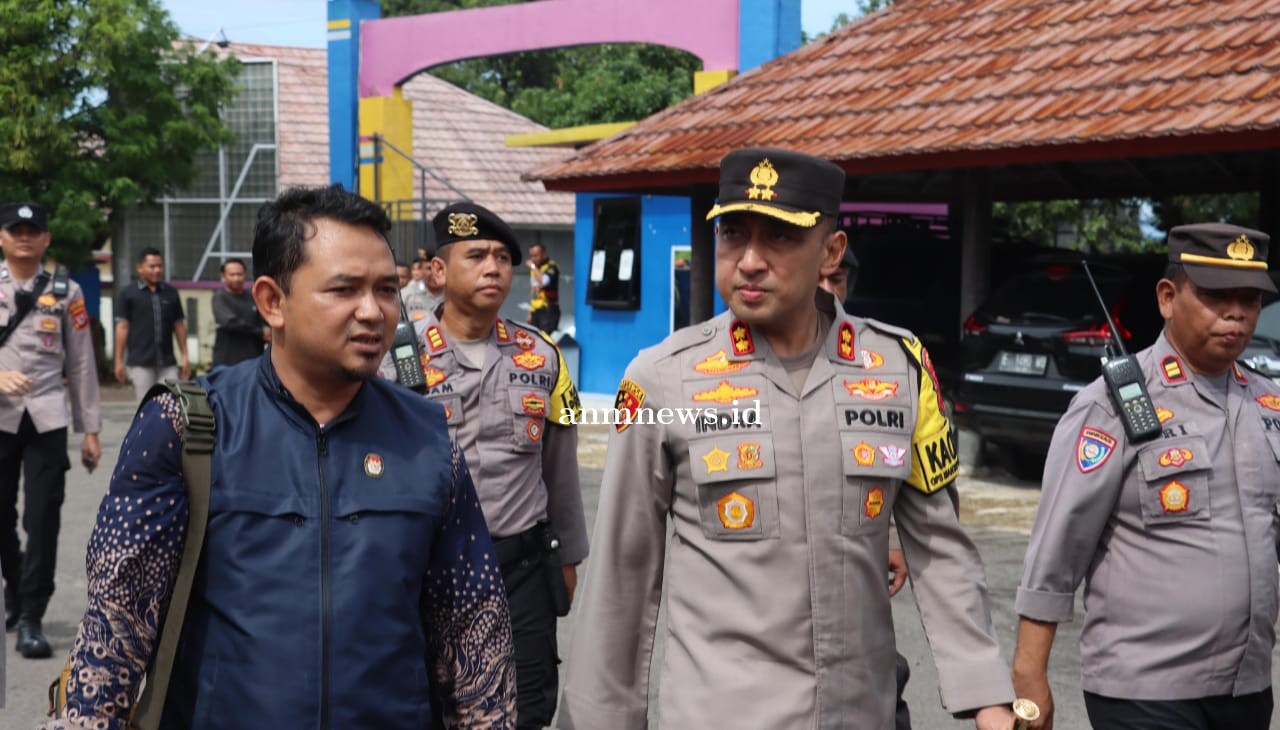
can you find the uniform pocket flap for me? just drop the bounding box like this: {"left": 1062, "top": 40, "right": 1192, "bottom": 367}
{"left": 334, "top": 492, "right": 443, "bottom": 519}
{"left": 839, "top": 432, "right": 912, "bottom": 479}
{"left": 210, "top": 490, "right": 309, "bottom": 518}
{"left": 1137, "top": 436, "right": 1209, "bottom": 480}
{"left": 688, "top": 434, "right": 776, "bottom": 484}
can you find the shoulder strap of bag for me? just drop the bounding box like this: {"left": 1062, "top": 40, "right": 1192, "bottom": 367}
{"left": 0, "top": 270, "right": 49, "bottom": 350}
{"left": 132, "top": 379, "right": 215, "bottom": 730}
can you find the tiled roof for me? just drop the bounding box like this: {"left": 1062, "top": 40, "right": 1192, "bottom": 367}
{"left": 533, "top": 0, "right": 1280, "bottom": 189}
{"left": 400, "top": 73, "right": 575, "bottom": 228}
{"left": 215, "top": 43, "right": 573, "bottom": 227}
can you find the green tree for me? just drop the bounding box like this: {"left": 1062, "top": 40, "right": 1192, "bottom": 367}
{"left": 993, "top": 199, "right": 1154, "bottom": 253}
{"left": 1149, "top": 193, "right": 1259, "bottom": 234}
{"left": 0, "top": 0, "right": 239, "bottom": 266}
{"left": 381, "top": 0, "right": 699, "bottom": 128}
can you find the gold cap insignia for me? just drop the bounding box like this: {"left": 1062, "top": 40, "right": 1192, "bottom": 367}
{"left": 1227, "top": 234, "right": 1255, "bottom": 261}
{"left": 746, "top": 159, "right": 779, "bottom": 201}
{"left": 448, "top": 213, "right": 479, "bottom": 237}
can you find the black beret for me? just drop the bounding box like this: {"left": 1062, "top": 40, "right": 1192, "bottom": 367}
{"left": 0, "top": 202, "right": 48, "bottom": 232}
{"left": 706, "top": 148, "right": 845, "bottom": 229}
{"left": 432, "top": 202, "right": 521, "bottom": 266}
{"left": 1168, "top": 223, "right": 1275, "bottom": 293}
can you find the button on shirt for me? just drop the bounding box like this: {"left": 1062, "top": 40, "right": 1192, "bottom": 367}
{"left": 116, "top": 281, "right": 184, "bottom": 367}
{"left": 1017, "top": 331, "right": 1280, "bottom": 700}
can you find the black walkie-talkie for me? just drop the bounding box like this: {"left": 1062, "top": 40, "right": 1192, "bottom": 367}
{"left": 1081, "top": 261, "right": 1161, "bottom": 442}
{"left": 391, "top": 305, "right": 426, "bottom": 393}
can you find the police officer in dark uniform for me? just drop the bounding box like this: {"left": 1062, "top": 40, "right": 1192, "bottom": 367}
{"left": 388, "top": 203, "right": 588, "bottom": 729}
{"left": 1015, "top": 224, "right": 1280, "bottom": 729}
{"left": 0, "top": 202, "right": 101, "bottom": 658}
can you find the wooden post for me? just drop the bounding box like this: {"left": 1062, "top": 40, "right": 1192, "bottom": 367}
{"left": 690, "top": 187, "right": 717, "bottom": 324}
{"left": 958, "top": 168, "right": 993, "bottom": 331}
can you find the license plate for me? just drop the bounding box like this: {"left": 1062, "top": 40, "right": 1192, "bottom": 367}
{"left": 997, "top": 351, "right": 1048, "bottom": 375}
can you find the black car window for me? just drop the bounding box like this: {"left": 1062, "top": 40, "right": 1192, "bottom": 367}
{"left": 981, "top": 267, "right": 1129, "bottom": 323}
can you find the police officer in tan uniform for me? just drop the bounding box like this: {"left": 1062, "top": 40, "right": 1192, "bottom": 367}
{"left": 401, "top": 248, "right": 443, "bottom": 322}
{"left": 1014, "top": 224, "right": 1280, "bottom": 730}
{"left": 559, "top": 149, "right": 1016, "bottom": 729}
{"left": 389, "top": 203, "right": 587, "bottom": 729}
{"left": 0, "top": 201, "right": 100, "bottom": 658}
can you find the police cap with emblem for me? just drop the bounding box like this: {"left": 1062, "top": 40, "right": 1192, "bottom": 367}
{"left": 432, "top": 202, "right": 521, "bottom": 266}
{"left": 1168, "top": 223, "right": 1276, "bottom": 293}
{"left": 706, "top": 148, "right": 845, "bottom": 229}
{"left": 0, "top": 202, "right": 49, "bottom": 232}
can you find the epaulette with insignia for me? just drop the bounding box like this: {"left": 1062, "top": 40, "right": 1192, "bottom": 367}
{"left": 660, "top": 316, "right": 722, "bottom": 357}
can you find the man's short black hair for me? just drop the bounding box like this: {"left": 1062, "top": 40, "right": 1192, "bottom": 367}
{"left": 221, "top": 258, "right": 247, "bottom": 274}
{"left": 1163, "top": 262, "right": 1188, "bottom": 285}
{"left": 137, "top": 246, "right": 162, "bottom": 263}
{"left": 253, "top": 184, "right": 391, "bottom": 292}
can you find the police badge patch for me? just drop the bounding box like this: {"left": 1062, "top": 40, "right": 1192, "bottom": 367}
{"left": 1076, "top": 426, "right": 1116, "bottom": 473}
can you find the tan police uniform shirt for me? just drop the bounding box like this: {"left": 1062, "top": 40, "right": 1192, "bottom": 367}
{"left": 1017, "top": 331, "right": 1280, "bottom": 700}
{"left": 400, "top": 281, "right": 441, "bottom": 323}
{"left": 0, "top": 264, "right": 100, "bottom": 435}
{"left": 559, "top": 293, "right": 1014, "bottom": 730}
{"left": 408, "top": 313, "right": 588, "bottom": 563}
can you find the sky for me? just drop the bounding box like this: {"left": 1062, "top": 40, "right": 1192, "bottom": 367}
{"left": 161, "top": 0, "right": 859, "bottom": 49}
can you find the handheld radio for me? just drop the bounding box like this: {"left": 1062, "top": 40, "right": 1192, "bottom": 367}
{"left": 1081, "top": 261, "right": 1161, "bottom": 443}
{"left": 391, "top": 305, "right": 426, "bottom": 392}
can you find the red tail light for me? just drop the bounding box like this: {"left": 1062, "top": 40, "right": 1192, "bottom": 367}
{"left": 963, "top": 314, "right": 985, "bottom": 336}
{"left": 1063, "top": 313, "right": 1132, "bottom": 347}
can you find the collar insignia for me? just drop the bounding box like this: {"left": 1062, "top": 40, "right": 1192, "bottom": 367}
{"left": 426, "top": 325, "right": 446, "bottom": 352}
{"left": 730, "top": 320, "right": 755, "bottom": 356}
{"left": 1161, "top": 355, "right": 1185, "bottom": 384}
{"left": 837, "top": 321, "right": 856, "bottom": 361}
{"left": 495, "top": 320, "right": 510, "bottom": 342}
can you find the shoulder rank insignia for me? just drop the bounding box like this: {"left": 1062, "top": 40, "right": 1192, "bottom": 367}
{"left": 837, "top": 321, "right": 856, "bottom": 361}
{"left": 1256, "top": 394, "right": 1280, "bottom": 412}
{"left": 864, "top": 487, "right": 885, "bottom": 519}
{"left": 1076, "top": 426, "right": 1116, "bottom": 473}
{"left": 844, "top": 378, "right": 899, "bottom": 401}
{"left": 693, "top": 380, "right": 759, "bottom": 405}
{"left": 426, "top": 325, "right": 446, "bottom": 352}
{"left": 1161, "top": 355, "right": 1185, "bottom": 384}
{"left": 614, "top": 378, "right": 646, "bottom": 433}
{"left": 716, "top": 491, "right": 755, "bottom": 529}
{"left": 694, "top": 349, "right": 750, "bottom": 375}
{"left": 1156, "top": 406, "right": 1174, "bottom": 423}
{"left": 495, "top": 320, "right": 510, "bottom": 342}
{"left": 68, "top": 299, "right": 88, "bottom": 330}
{"left": 730, "top": 320, "right": 755, "bottom": 356}
{"left": 512, "top": 350, "right": 546, "bottom": 371}
{"left": 1159, "top": 480, "right": 1190, "bottom": 513}
{"left": 1232, "top": 363, "right": 1249, "bottom": 385}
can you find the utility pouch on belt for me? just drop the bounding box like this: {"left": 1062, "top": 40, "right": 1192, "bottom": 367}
{"left": 48, "top": 380, "right": 215, "bottom": 729}
{"left": 539, "top": 522, "right": 571, "bottom": 617}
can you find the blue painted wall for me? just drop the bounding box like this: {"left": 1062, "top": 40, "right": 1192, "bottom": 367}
{"left": 738, "top": 0, "right": 802, "bottom": 72}
{"left": 327, "top": 0, "right": 382, "bottom": 190}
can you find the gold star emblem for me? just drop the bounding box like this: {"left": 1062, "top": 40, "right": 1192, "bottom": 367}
{"left": 701, "top": 445, "right": 730, "bottom": 474}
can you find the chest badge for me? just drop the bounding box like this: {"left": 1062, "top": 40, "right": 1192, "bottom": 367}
{"left": 716, "top": 491, "right": 756, "bottom": 530}
{"left": 693, "top": 380, "right": 759, "bottom": 405}
{"left": 1256, "top": 395, "right": 1280, "bottom": 412}
{"left": 844, "top": 378, "right": 899, "bottom": 401}
{"left": 1158, "top": 447, "right": 1193, "bottom": 468}
{"left": 852, "top": 441, "right": 876, "bottom": 466}
{"left": 424, "top": 367, "right": 447, "bottom": 388}
{"left": 701, "top": 445, "right": 730, "bottom": 474}
{"left": 512, "top": 351, "right": 546, "bottom": 371}
{"left": 38, "top": 317, "right": 57, "bottom": 331}
{"left": 37, "top": 294, "right": 56, "bottom": 307}
{"left": 864, "top": 487, "right": 885, "bottom": 519}
{"left": 1159, "top": 480, "right": 1190, "bottom": 513}
{"left": 837, "top": 321, "right": 856, "bottom": 361}
{"left": 861, "top": 350, "right": 884, "bottom": 369}
{"left": 878, "top": 444, "right": 907, "bottom": 467}
{"left": 526, "top": 419, "right": 543, "bottom": 442}
{"left": 522, "top": 393, "right": 547, "bottom": 416}
{"left": 364, "top": 453, "right": 384, "bottom": 478}
{"left": 730, "top": 320, "right": 755, "bottom": 356}
{"left": 513, "top": 329, "right": 536, "bottom": 350}
{"left": 694, "top": 350, "right": 749, "bottom": 375}
{"left": 736, "top": 442, "right": 763, "bottom": 471}
{"left": 1076, "top": 426, "right": 1116, "bottom": 473}
{"left": 1156, "top": 406, "right": 1174, "bottom": 423}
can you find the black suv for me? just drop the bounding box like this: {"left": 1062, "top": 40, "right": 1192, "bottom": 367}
{"left": 952, "top": 254, "right": 1164, "bottom": 478}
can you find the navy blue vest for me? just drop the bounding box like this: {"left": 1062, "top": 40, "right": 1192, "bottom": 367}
{"left": 162, "top": 356, "right": 453, "bottom": 729}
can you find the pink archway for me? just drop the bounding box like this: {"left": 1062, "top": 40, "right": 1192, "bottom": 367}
{"left": 359, "top": 0, "right": 740, "bottom": 98}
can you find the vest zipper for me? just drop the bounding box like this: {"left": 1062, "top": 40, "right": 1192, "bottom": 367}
{"left": 317, "top": 429, "right": 330, "bottom": 729}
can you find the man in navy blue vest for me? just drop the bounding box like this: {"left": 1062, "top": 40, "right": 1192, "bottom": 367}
{"left": 46, "top": 185, "right": 515, "bottom": 728}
